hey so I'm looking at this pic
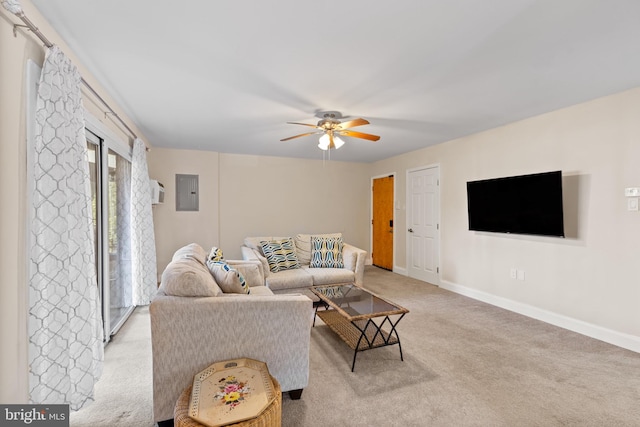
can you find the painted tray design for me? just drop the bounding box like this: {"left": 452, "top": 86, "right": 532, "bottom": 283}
{"left": 189, "top": 358, "right": 276, "bottom": 427}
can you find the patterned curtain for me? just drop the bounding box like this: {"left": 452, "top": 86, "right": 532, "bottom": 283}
{"left": 1, "top": 0, "right": 22, "bottom": 15}
{"left": 112, "top": 156, "right": 132, "bottom": 309}
{"left": 131, "top": 138, "right": 158, "bottom": 305}
{"left": 29, "top": 46, "right": 103, "bottom": 409}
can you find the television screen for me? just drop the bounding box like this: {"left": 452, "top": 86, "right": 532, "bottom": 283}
{"left": 466, "top": 171, "right": 565, "bottom": 237}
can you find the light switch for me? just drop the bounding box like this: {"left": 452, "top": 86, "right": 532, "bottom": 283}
{"left": 625, "top": 188, "right": 639, "bottom": 197}
{"left": 628, "top": 198, "right": 639, "bottom": 211}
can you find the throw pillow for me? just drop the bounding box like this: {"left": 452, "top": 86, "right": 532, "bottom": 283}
{"left": 260, "top": 238, "right": 300, "bottom": 273}
{"left": 207, "top": 246, "right": 224, "bottom": 262}
{"left": 295, "top": 233, "right": 342, "bottom": 266}
{"left": 206, "top": 260, "right": 250, "bottom": 294}
{"left": 310, "top": 236, "right": 344, "bottom": 268}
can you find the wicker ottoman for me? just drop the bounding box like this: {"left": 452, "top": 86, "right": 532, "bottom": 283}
{"left": 174, "top": 376, "right": 282, "bottom": 427}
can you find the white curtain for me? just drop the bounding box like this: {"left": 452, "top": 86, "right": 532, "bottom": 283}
{"left": 131, "top": 138, "right": 158, "bottom": 305}
{"left": 1, "top": 0, "right": 22, "bottom": 14}
{"left": 29, "top": 46, "right": 103, "bottom": 410}
{"left": 112, "top": 155, "right": 133, "bottom": 309}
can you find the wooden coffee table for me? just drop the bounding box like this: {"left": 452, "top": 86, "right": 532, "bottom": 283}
{"left": 311, "top": 283, "right": 409, "bottom": 372}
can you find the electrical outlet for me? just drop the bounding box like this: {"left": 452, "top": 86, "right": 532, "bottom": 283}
{"left": 510, "top": 268, "right": 517, "bottom": 279}
{"left": 517, "top": 270, "right": 525, "bottom": 281}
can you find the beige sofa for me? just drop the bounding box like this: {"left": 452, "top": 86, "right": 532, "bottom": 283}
{"left": 150, "top": 243, "right": 313, "bottom": 425}
{"left": 241, "top": 233, "right": 367, "bottom": 300}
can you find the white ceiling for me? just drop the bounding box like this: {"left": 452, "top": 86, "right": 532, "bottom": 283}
{"left": 31, "top": 0, "right": 640, "bottom": 163}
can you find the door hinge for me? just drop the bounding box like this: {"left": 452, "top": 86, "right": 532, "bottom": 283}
{"left": 437, "top": 179, "right": 439, "bottom": 186}
{"left": 437, "top": 267, "right": 439, "bottom": 274}
{"left": 437, "top": 223, "right": 439, "bottom": 230}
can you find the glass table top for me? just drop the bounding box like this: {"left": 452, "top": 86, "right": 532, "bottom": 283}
{"left": 311, "top": 283, "right": 408, "bottom": 320}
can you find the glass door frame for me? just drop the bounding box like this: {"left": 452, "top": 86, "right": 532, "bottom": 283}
{"left": 85, "top": 113, "right": 133, "bottom": 343}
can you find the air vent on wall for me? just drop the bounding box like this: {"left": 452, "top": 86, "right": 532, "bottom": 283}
{"left": 149, "top": 179, "right": 164, "bottom": 204}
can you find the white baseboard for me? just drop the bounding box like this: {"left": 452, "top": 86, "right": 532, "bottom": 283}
{"left": 440, "top": 280, "right": 640, "bottom": 354}
{"left": 393, "top": 266, "right": 408, "bottom": 276}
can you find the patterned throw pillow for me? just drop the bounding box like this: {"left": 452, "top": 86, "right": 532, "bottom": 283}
{"left": 207, "top": 246, "right": 224, "bottom": 262}
{"left": 206, "top": 260, "right": 250, "bottom": 294}
{"left": 310, "top": 236, "right": 344, "bottom": 268}
{"left": 260, "top": 238, "right": 300, "bottom": 273}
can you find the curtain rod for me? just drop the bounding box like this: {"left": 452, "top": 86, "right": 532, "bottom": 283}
{"left": 9, "top": 6, "right": 142, "bottom": 144}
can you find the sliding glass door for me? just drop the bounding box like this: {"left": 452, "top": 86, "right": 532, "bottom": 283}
{"left": 86, "top": 130, "right": 134, "bottom": 341}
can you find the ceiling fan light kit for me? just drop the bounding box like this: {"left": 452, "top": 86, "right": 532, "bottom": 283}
{"left": 282, "top": 112, "right": 380, "bottom": 152}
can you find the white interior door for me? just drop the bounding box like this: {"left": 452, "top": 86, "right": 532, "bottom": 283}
{"left": 407, "top": 165, "right": 440, "bottom": 284}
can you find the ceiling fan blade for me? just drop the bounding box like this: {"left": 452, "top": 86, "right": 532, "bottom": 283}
{"left": 336, "top": 118, "right": 369, "bottom": 129}
{"left": 337, "top": 130, "right": 380, "bottom": 141}
{"left": 280, "top": 131, "right": 320, "bottom": 141}
{"left": 287, "top": 122, "right": 320, "bottom": 128}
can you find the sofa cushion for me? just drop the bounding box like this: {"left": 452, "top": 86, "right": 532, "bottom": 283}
{"left": 305, "top": 267, "right": 355, "bottom": 286}
{"left": 265, "top": 268, "right": 314, "bottom": 291}
{"left": 160, "top": 257, "right": 222, "bottom": 297}
{"left": 171, "top": 243, "right": 208, "bottom": 265}
{"left": 261, "top": 238, "right": 300, "bottom": 273}
{"left": 207, "top": 261, "right": 250, "bottom": 294}
{"left": 310, "top": 236, "right": 344, "bottom": 268}
{"left": 207, "top": 246, "right": 224, "bottom": 262}
{"left": 294, "top": 233, "right": 342, "bottom": 266}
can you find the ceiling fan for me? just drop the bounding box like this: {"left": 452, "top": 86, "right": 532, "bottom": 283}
{"left": 281, "top": 112, "right": 380, "bottom": 150}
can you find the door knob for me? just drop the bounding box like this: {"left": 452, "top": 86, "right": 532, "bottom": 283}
{"left": 408, "top": 228, "right": 413, "bottom": 233}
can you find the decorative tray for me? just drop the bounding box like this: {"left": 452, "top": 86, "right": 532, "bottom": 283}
{"left": 189, "top": 358, "right": 276, "bottom": 427}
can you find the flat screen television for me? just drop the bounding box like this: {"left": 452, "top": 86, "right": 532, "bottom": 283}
{"left": 466, "top": 171, "right": 565, "bottom": 237}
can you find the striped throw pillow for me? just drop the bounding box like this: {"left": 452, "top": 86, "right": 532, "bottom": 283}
{"left": 206, "top": 260, "right": 250, "bottom": 294}
{"left": 310, "top": 236, "right": 344, "bottom": 268}
{"left": 207, "top": 246, "right": 224, "bottom": 262}
{"left": 260, "top": 238, "right": 300, "bottom": 273}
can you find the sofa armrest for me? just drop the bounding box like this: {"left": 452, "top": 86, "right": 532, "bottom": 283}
{"left": 226, "top": 259, "right": 264, "bottom": 287}
{"left": 240, "top": 245, "right": 258, "bottom": 261}
{"left": 241, "top": 245, "right": 270, "bottom": 278}
{"left": 343, "top": 243, "right": 367, "bottom": 286}
{"left": 150, "top": 294, "right": 312, "bottom": 423}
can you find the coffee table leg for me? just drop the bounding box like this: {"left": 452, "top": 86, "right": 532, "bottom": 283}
{"left": 351, "top": 349, "right": 359, "bottom": 372}
{"left": 350, "top": 314, "right": 406, "bottom": 372}
{"left": 387, "top": 313, "right": 406, "bottom": 362}
{"left": 312, "top": 301, "right": 329, "bottom": 327}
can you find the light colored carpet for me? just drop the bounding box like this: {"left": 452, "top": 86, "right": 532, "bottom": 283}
{"left": 71, "top": 267, "right": 640, "bottom": 426}
{"left": 70, "top": 306, "right": 154, "bottom": 426}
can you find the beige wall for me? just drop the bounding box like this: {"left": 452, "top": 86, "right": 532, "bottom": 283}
{"left": 0, "top": 0, "right": 148, "bottom": 403}
{"left": 218, "top": 153, "right": 371, "bottom": 260}
{"left": 147, "top": 148, "right": 220, "bottom": 275}
{"left": 148, "top": 151, "right": 371, "bottom": 270}
{"left": 371, "top": 87, "right": 640, "bottom": 342}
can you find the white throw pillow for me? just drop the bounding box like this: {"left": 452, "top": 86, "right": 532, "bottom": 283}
{"left": 207, "top": 261, "right": 250, "bottom": 294}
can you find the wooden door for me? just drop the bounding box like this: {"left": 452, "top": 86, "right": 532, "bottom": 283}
{"left": 407, "top": 166, "right": 439, "bottom": 284}
{"left": 372, "top": 176, "right": 394, "bottom": 270}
